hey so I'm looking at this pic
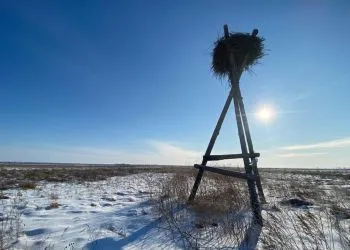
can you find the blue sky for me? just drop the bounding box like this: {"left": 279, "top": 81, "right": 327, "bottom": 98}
{"left": 1, "top": 1, "right": 350, "bottom": 168}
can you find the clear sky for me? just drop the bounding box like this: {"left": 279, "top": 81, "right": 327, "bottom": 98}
{"left": 1, "top": 1, "right": 350, "bottom": 168}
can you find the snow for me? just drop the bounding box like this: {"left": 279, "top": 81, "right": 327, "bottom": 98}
{"left": 1, "top": 173, "right": 181, "bottom": 249}
{"left": 1, "top": 169, "right": 349, "bottom": 249}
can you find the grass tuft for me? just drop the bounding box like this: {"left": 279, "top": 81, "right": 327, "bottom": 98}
{"left": 45, "top": 202, "right": 60, "bottom": 210}
{"left": 19, "top": 182, "right": 37, "bottom": 190}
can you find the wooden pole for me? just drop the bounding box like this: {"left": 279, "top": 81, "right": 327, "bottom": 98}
{"left": 236, "top": 87, "right": 266, "bottom": 203}
{"left": 188, "top": 87, "right": 235, "bottom": 201}
{"left": 232, "top": 28, "right": 265, "bottom": 203}
{"left": 231, "top": 77, "right": 262, "bottom": 225}
{"left": 202, "top": 88, "right": 236, "bottom": 162}
{"left": 225, "top": 24, "right": 262, "bottom": 225}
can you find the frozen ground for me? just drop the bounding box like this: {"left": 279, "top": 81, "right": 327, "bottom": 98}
{"left": 1, "top": 173, "right": 183, "bottom": 249}
{"left": 1, "top": 167, "right": 349, "bottom": 249}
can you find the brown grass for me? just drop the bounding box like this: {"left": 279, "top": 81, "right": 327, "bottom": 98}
{"left": 19, "top": 182, "right": 37, "bottom": 190}
{"left": 261, "top": 206, "right": 350, "bottom": 250}
{"left": 155, "top": 172, "right": 251, "bottom": 248}
{"left": 0, "top": 165, "right": 195, "bottom": 190}
{"left": 46, "top": 202, "right": 60, "bottom": 210}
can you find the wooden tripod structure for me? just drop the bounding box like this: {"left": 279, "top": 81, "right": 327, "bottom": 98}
{"left": 188, "top": 25, "right": 266, "bottom": 225}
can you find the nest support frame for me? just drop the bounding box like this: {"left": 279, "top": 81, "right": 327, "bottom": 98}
{"left": 188, "top": 25, "right": 266, "bottom": 226}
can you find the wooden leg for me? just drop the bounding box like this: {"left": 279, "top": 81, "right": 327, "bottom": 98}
{"left": 188, "top": 89, "right": 234, "bottom": 202}
{"left": 188, "top": 168, "right": 204, "bottom": 202}
{"left": 237, "top": 88, "right": 266, "bottom": 203}
{"left": 203, "top": 88, "right": 235, "bottom": 157}
{"left": 232, "top": 90, "right": 262, "bottom": 226}
{"left": 252, "top": 163, "right": 266, "bottom": 204}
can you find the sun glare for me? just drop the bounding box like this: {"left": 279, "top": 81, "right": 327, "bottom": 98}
{"left": 256, "top": 105, "right": 275, "bottom": 123}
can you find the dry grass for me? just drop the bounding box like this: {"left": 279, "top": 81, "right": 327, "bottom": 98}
{"left": 19, "top": 182, "right": 37, "bottom": 190}
{"left": 46, "top": 201, "right": 60, "bottom": 210}
{"left": 260, "top": 169, "right": 350, "bottom": 250}
{"left": 261, "top": 207, "right": 350, "bottom": 250}
{"left": 0, "top": 193, "right": 23, "bottom": 250}
{"left": 0, "top": 165, "right": 194, "bottom": 190}
{"left": 154, "top": 168, "right": 350, "bottom": 249}
{"left": 1, "top": 165, "right": 349, "bottom": 249}
{"left": 155, "top": 172, "right": 252, "bottom": 249}
{"left": 50, "top": 192, "right": 59, "bottom": 200}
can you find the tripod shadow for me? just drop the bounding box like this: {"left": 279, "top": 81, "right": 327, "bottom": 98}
{"left": 84, "top": 204, "right": 186, "bottom": 250}
{"left": 85, "top": 203, "right": 261, "bottom": 250}
{"left": 238, "top": 222, "right": 262, "bottom": 250}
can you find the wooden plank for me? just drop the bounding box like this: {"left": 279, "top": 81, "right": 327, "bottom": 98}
{"left": 194, "top": 164, "right": 258, "bottom": 181}
{"left": 204, "top": 153, "right": 260, "bottom": 161}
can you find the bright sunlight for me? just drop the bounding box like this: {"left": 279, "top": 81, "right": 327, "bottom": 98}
{"left": 255, "top": 105, "right": 276, "bottom": 123}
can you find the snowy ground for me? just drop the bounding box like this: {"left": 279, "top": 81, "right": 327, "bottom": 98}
{"left": 1, "top": 173, "right": 182, "bottom": 249}
{"left": 1, "top": 167, "right": 349, "bottom": 249}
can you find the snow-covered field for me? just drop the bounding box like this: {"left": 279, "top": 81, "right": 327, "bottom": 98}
{"left": 1, "top": 172, "right": 180, "bottom": 249}
{"left": 1, "top": 167, "right": 349, "bottom": 249}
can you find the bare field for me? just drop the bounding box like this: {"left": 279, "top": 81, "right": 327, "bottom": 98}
{"left": 0, "top": 164, "right": 195, "bottom": 190}
{"left": 1, "top": 165, "right": 349, "bottom": 249}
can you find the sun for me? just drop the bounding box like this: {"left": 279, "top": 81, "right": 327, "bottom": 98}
{"left": 255, "top": 105, "right": 275, "bottom": 123}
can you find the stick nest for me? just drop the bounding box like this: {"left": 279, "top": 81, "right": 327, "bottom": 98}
{"left": 212, "top": 32, "right": 265, "bottom": 78}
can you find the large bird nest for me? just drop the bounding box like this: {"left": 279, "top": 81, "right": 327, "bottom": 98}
{"left": 212, "top": 32, "right": 265, "bottom": 78}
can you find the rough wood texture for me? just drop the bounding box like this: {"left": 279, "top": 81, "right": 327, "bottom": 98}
{"left": 231, "top": 84, "right": 262, "bottom": 225}
{"left": 194, "top": 164, "right": 258, "bottom": 181}
{"left": 225, "top": 25, "right": 262, "bottom": 225}
{"left": 188, "top": 24, "right": 264, "bottom": 226}
{"left": 188, "top": 168, "right": 204, "bottom": 201}
{"left": 189, "top": 88, "right": 235, "bottom": 202}
{"left": 236, "top": 87, "right": 266, "bottom": 203}
{"left": 202, "top": 87, "right": 236, "bottom": 164}
{"left": 204, "top": 153, "right": 260, "bottom": 161}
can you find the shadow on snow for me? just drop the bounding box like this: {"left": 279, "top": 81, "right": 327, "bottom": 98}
{"left": 84, "top": 204, "right": 261, "bottom": 250}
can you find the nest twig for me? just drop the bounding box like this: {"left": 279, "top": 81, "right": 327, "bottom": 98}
{"left": 212, "top": 32, "right": 265, "bottom": 78}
